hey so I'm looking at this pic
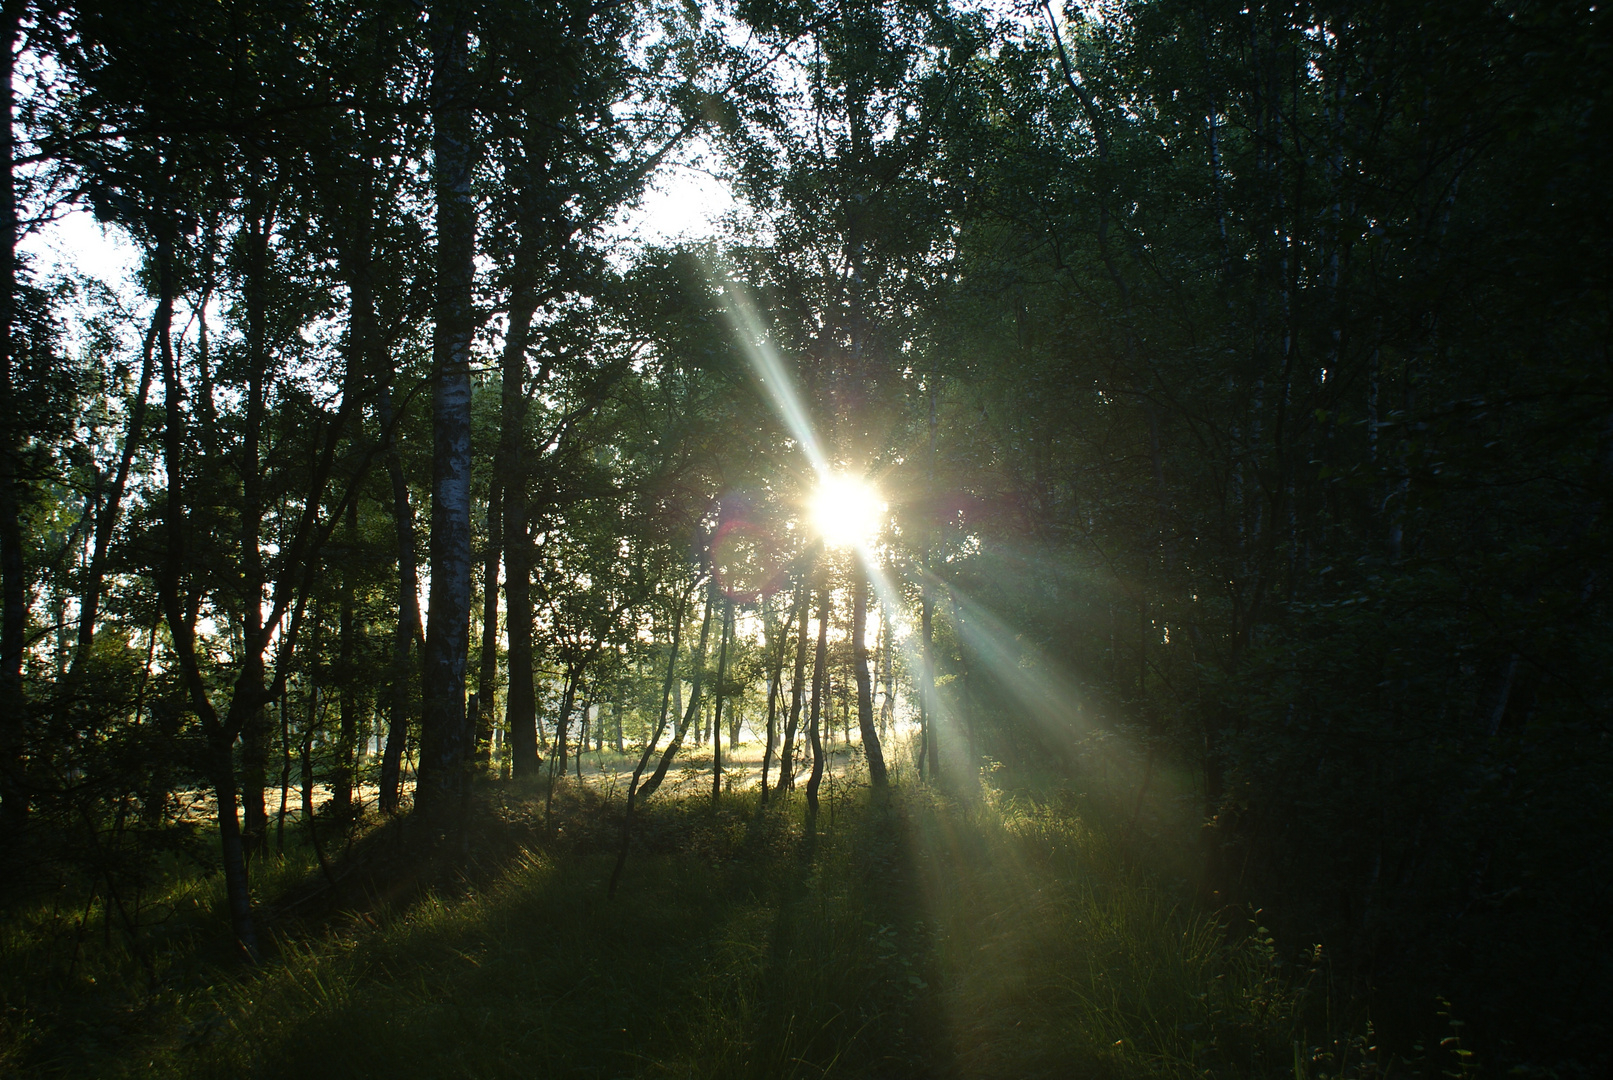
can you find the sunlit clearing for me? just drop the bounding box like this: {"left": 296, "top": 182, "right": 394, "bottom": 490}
{"left": 811, "top": 474, "right": 885, "bottom": 550}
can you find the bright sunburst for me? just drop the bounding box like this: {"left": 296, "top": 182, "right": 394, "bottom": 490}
{"left": 810, "top": 473, "right": 885, "bottom": 550}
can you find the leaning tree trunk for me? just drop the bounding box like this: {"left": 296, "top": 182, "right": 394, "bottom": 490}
{"left": 74, "top": 310, "right": 159, "bottom": 663}
{"left": 416, "top": 0, "right": 477, "bottom": 825}
{"left": 638, "top": 581, "right": 715, "bottom": 800}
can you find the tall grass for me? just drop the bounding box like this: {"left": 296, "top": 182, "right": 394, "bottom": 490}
{"left": 1, "top": 769, "right": 1400, "bottom": 1078}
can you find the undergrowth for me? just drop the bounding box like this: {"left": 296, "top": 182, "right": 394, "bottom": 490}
{"left": 0, "top": 767, "right": 1465, "bottom": 1078}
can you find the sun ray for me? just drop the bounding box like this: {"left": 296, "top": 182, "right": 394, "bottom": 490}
{"left": 909, "top": 569, "right": 1098, "bottom": 753}
{"left": 707, "top": 262, "right": 830, "bottom": 476}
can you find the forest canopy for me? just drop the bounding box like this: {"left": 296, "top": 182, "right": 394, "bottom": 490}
{"left": 1, "top": 0, "right": 1608, "bottom": 1075}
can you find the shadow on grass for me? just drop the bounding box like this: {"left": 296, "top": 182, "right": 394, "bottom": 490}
{"left": 184, "top": 783, "right": 968, "bottom": 1080}
{"left": 669, "top": 789, "right": 957, "bottom": 1079}
{"left": 4, "top": 770, "right": 1380, "bottom": 1079}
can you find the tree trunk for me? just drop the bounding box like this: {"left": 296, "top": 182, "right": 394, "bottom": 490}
{"left": 638, "top": 581, "right": 714, "bottom": 800}
{"left": 613, "top": 698, "right": 623, "bottom": 753}
{"left": 950, "top": 591, "right": 976, "bottom": 770}
{"left": 761, "top": 590, "right": 790, "bottom": 802}
{"left": 577, "top": 699, "right": 593, "bottom": 778}
{"left": 779, "top": 574, "right": 810, "bottom": 794}
{"left": 378, "top": 379, "right": 421, "bottom": 814}
{"left": 878, "top": 600, "right": 894, "bottom": 735}
{"left": 505, "top": 504, "right": 539, "bottom": 779}
{"left": 553, "top": 665, "right": 579, "bottom": 780}
{"left": 843, "top": 677, "right": 852, "bottom": 748}
{"left": 474, "top": 480, "right": 501, "bottom": 766}
{"left": 610, "top": 584, "right": 691, "bottom": 896}
{"left": 333, "top": 498, "right": 358, "bottom": 820}
{"left": 921, "top": 584, "right": 936, "bottom": 780}
{"left": 208, "top": 731, "right": 257, "bottom": 960}
{"left": 853, "top": 564, "right": 887, "bottom": 787}
{"left": 711, "top": 599, "right": 732, "bottom": 802}
{"left": 75, "top": 310, "right": 160, "bottom": 661}
{"left": 299, "top": 689, "right": 332, "bottom": 882}
{"left": 805, "top": 578, "right": 829, "bottom": 820}
{"left": 155, "top": 232, "right": 257, "bottom": 957}
{"left": 237, "top": 185, "right": 274, "bottom": 860}
{"left": 501, "top": 277, "right": 541, "bottom": 779}
{"left": 922, "top": 376, "right": 939, "bottom": 781}
{"left": 301, "top": 685, "right": 318, "bottom": 830}
{"left": 416, "top": 0, "right": 477, "bottom": 824}
{"left": 276, "top": 684, "right": 291, "bottom": 855}
{"left": 0, "top": 2, "right": 23, "bottom": 830}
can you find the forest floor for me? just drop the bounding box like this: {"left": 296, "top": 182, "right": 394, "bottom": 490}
{"left": 0, "top": 760, "right": 1385, "bottom": 1079}
{"left": 243, "top": 732, "right": 879, "bottom": 823}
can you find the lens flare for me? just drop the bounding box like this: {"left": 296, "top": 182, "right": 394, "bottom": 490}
{"left": 811, "top": 474, "right": 885, "bottom": 550}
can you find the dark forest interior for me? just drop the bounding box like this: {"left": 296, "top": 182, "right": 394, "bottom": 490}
{"left": 1, "top": 0, "right": 1608, "bottom": 1075}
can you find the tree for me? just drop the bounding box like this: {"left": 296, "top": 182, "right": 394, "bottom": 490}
{"left": 415, "top": 0, "right": 476, "bottom": 824}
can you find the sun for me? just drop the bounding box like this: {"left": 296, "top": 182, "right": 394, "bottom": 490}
{"left": 810, "top": 473, "right": 885, "bottom": 550}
